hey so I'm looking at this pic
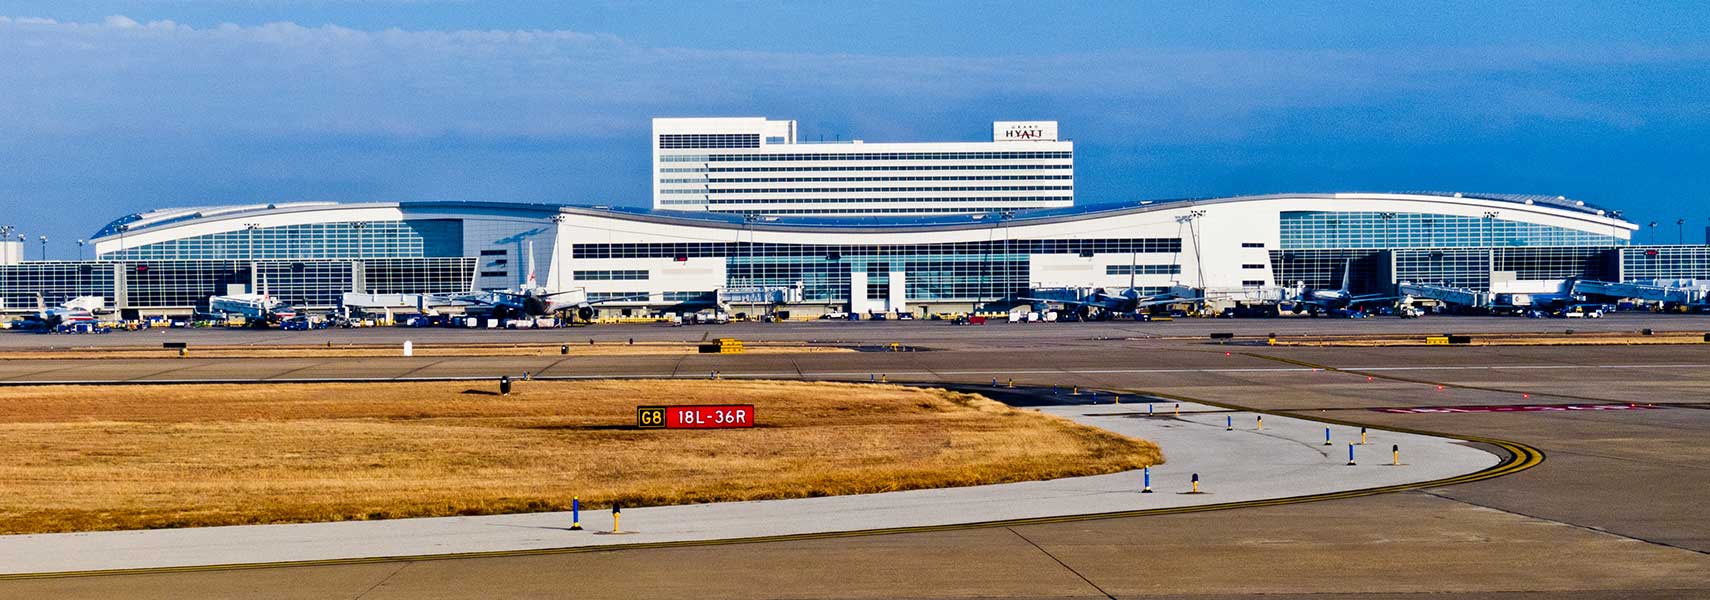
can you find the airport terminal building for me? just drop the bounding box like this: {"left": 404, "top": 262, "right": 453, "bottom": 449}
{"left": 8, "top": 191, "right": 1710, "bottom": 318}
{"left": 652, "top": 117, "right": 1075, "bottom": 216}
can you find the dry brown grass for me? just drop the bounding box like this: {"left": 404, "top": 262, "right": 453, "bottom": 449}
{"left": 0, "top": 342, "right": 849, "bottom": 360}
{"left": 0, "top": 379, "right": 1159, "bottom": 534}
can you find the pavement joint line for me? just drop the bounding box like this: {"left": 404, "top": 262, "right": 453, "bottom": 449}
{"left": 350, "top": 561, "right": 412, "bottom": 600}
{"left": 391, "top": 359, "right": 451, "bottom": 380}
{"left": 117, "top": 362, "right": 210, "bottom": 383}
{"left": 1237, "top": 352, "right": 1635, "bottom": 405}
{"left": 6, "top": 363, "right": 1710, "bottom": 387}
{"left": 1004, "top": 527, "right": 1116, "bottom": 600}
{"left": 1412, "top": 489, "right": 1710, "bottom": 557}
{"left": 262, "top": 360, "right": 339, "bottom": 381}
{"left": 0, "top": 384, "right": 1543, "bottom": 582}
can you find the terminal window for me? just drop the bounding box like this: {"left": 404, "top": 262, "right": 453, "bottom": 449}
{"left": 658, "top": 134, "right": 761, "bottom": 149}
{"left": 574, "top": 270, "right": 649, "bottom": 281}
{"left": 1105, "top": 264, "right": 1181, "bottom": 276}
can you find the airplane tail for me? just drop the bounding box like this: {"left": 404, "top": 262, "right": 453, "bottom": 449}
{"left": 1339, "top": 259, "right": 1352, "bottom": 293}
{"left": 526, "top": 240, "right": 537, "bottom": 290}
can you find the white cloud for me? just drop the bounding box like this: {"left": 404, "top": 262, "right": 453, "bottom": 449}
{"left": 0, "top": 15, "right": 1702, "bottom": 144}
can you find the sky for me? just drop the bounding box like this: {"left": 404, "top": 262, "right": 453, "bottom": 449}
{"left": 2, "top": 1, "right": 1708, "bottom": 258}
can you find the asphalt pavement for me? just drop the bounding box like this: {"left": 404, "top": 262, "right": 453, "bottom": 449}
{"left": 0, "top": 319, "right": 1705, "bottom": 598}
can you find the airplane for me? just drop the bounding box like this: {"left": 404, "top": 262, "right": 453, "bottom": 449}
{"left": 19, "top": 294, "right": 105, "bottom": 329}
{"left": 207, "top": 274, "right": 297, "bottom": 324}
{"left": 445, "top": 241, "right": 648, "bottom": 322}
{"left": 1280, "top": 259, "right": 1399, "bottom": 316}
{"left": 1021, "top": 285, "right": 1204, "bottom": 320}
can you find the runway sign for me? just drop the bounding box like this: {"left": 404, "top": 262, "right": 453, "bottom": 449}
{"left": 1374, "top": 403, "right": 1663, "bottom": 414}
{"left": 637, "top": 405, "right": 755, "bottom": 429}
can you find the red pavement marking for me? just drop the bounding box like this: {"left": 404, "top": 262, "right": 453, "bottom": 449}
{"left": 1374, "top": 403, "right": 1664, "bottom": 414}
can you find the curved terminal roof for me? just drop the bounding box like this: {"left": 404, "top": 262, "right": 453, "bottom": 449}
{"left": 92, "top": 191, "right": 1634, "bottom": 241}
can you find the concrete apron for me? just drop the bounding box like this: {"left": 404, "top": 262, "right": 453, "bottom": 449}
{"left": 0, "top": 399, "right": 1499, "bottom": 575}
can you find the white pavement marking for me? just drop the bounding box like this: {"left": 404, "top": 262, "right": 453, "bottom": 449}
{"left": 0, "top": 401, "right": 1498, "bottom": 575}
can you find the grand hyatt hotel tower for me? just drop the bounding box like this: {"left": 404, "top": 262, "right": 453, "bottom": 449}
{"left": 652, "top": 117, "right": 1074, "bottom": 217}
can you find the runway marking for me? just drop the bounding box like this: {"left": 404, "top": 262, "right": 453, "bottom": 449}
{"left": 0, "top": 389, "right": 1543, "bottom": 581}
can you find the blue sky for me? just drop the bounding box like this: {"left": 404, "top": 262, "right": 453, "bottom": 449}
{"left": 2, "top": 1, "right": 1708, "bottom": 257}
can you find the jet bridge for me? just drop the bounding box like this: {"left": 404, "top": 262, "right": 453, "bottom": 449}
{"left": 1571, "top": 280, "right": 1708, "bottom": 305}
{"left": 1397, "top": 283, "right": 1491, "bottom": 308}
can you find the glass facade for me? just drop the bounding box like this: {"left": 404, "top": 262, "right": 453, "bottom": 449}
{"left": 363, "top": 258, "right": 476, "bottom": 296}
{"left": 1269, "top": 250, "right": 1386, "bottom": 293}
{"left": 1495, "top": 247, "right": 1616, "bottom": 281}
{"left": 103, "top": 220, "right": 463, "bottom": 260}
{"left": 1280, "top": 211, "right": 1622, "bottom": 249}
{"left": 1, "top": 258, "right": 475, "bottom": 310}
{"left": 1393, "top": 249, "right": 1491, "bottom": 290}
{"left": 0, "top": 262, "right": 114, "bottom": 311}
{"left": 1623, "top": 247, "right": 1710, "bottom": 281}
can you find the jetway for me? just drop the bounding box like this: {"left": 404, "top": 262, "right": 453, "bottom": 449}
{"left": 720, "top": 285, "right": 804, "bottom": 306}
{"left": 1397, "top": 283, "right": 1491, "bottom": 308}
{"left": 341, "top": 293, "right": 463, "bottom": 310}
{"left": 1571, "top": 280, "right": 1708, "bottom": 305}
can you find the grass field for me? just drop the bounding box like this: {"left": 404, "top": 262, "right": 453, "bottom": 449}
{"left": 0, "top": 342, "right": 850, "bottom": 360}
{"left": 0, "top": 379, "right": 1159, "bottom": 534}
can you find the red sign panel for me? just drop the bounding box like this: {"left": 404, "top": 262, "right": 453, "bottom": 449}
{"left": 637, "top": 405, "right": 755, "bottom": 429}
{"left": 1374, "top": 403, "right": 1662, "bottom": 414}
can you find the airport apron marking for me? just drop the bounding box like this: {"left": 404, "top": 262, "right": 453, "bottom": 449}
{"left": 1374, "top": 403, "right": 1664, "bottom": 414}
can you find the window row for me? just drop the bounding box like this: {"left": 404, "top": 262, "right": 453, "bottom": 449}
{"left": 1104, "top": 264, "right": 1182, "bottom": 275}
{"left": 662, "top": 186, "right": 1074, "bottom": 194}
{"left": 701, "top": 196, "right": 1072, "bottom": 205}
{"left": 661, "top": 151, "right": 1073, "bottom": 162}
{"left": 573, "top": 269, "right": 649, "bottom": 281}
{"left": 658, "top": 175, "right": 1073, "bottom": 184}
{"left": 658, "top": 164, "right": 1072, "bottom": 173}
{"left": 573, "top": 238, "right": 1182, "bottom": 260}
{"left": 658, "top": 134, "right": 760, "bottom": 149}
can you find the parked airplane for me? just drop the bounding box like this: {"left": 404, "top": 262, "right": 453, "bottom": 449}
{"left": 1281, "top": 260, "right": 1398, "bottom": 316}
{"left": 446, "top": 241, "right": 646, "bottom": 321}
{"left": 207, "top": 275, "right": 296, "bottom": 324}
{"left": 1021, "top": 285, "right": 1204, "bottom": 319}
{"left": 20, "top": 294, "right": 105, "bottom": 329}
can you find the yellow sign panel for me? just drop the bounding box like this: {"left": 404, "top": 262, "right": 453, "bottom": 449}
{"left": 636, "top": 406, "right": 666, "bottom": 429}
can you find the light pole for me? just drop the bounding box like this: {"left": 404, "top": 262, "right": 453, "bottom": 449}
{"left": 1678, "top": 219, "right": 1686, "bottom": 245}
{"left": 1379, "top": 212, "right": 1396, "bottom": 249}
{"left": 351, "top": 221, "right": 367, "bottom": 260}
{"left": 1648, "top": 221, "right": 1658, "bottom": 245}
{"left": 549, "top": 214, "right": 566, "bottom": 293}
{"left": 77, "top": 239, "right": 85, "bottom": 260}
{"left": 244, "top": 223, "right": 262, "bottom": 259}
{"left": 39, "top": 235, "right": 47, "bottom": 261}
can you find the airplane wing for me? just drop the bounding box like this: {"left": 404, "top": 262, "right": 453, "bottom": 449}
{"left": 1133, "top": 296, "right": 1203, "bottom": 308}
{"left": 1346, "top": 295, "right": 1402, "bottom": 306}
{"left": 1018, "top": 296, "right": 1096, "bottom": 307}
{"left": 583, "top": 293, "right": 652, "bottom": 306}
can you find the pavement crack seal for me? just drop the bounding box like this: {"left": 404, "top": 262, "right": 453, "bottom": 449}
{"left": 1237, "top": 351, "right": 1628, "bottom": 404}
{"left": 1005, "top": 527, "right": 1116, "bottom": 600}
{"left": 0, "top": 384, "right": 1544, "bottom": 582}
{"left": 392, "top": 359, "right": 449, "bottom": 380}
{"left": 350, "top": 561, "right": 412, "bottom": 600}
